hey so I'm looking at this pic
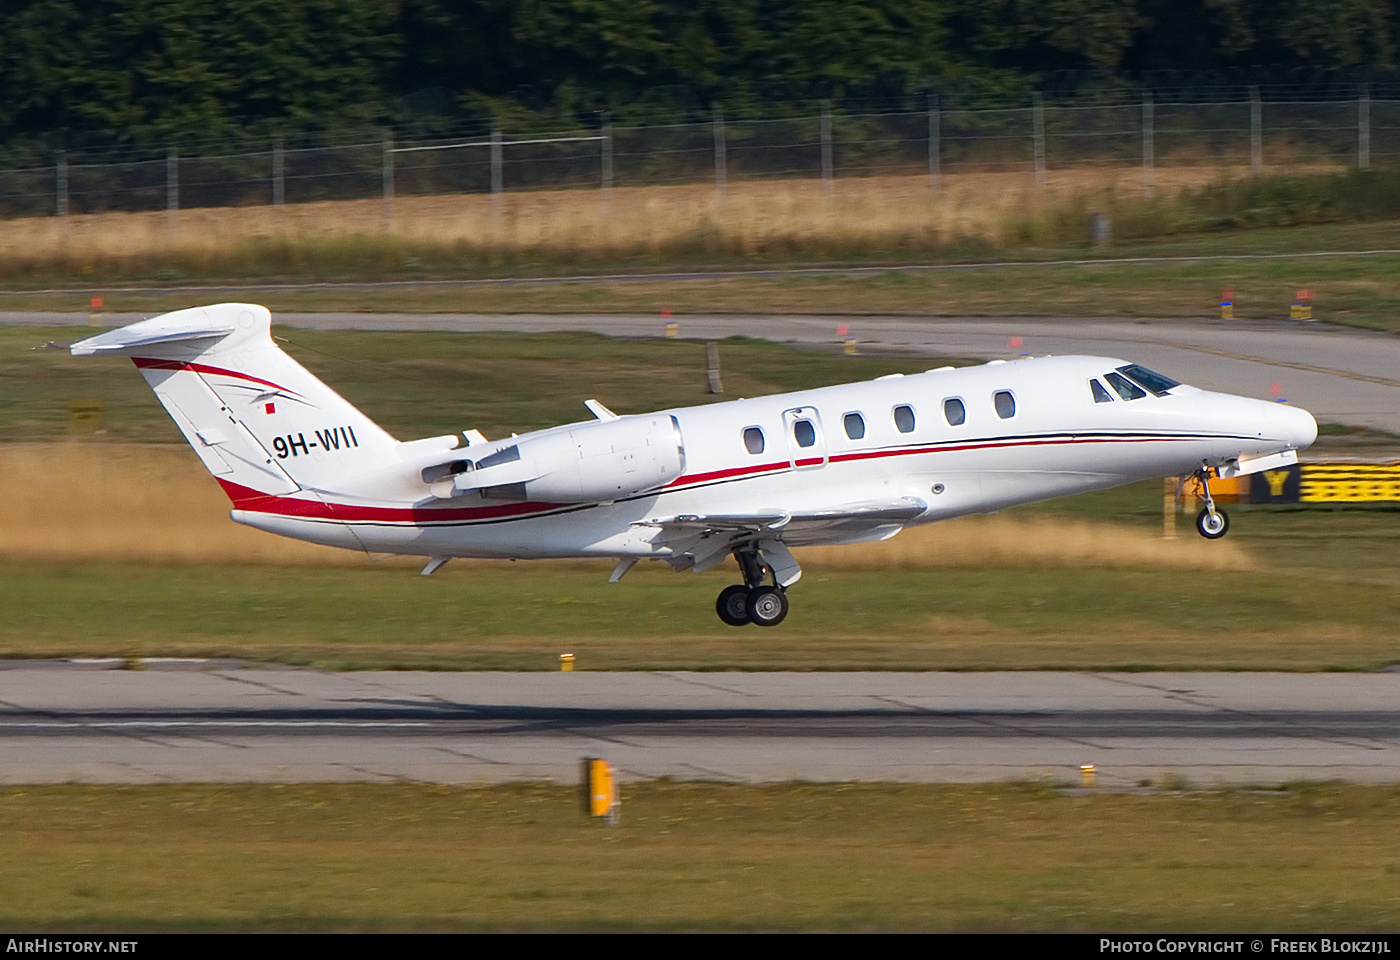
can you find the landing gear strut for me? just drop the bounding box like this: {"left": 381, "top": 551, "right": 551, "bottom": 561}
{"left": 714, "top": 546, "right": 790, "bottom": 627}
{"left": 1192, "top": 467, "right": 1230, "bottom": 540}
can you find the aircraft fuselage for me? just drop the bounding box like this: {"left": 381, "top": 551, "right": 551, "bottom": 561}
{"left": 233, "top": 354, "right": 1316, "bottom": 561}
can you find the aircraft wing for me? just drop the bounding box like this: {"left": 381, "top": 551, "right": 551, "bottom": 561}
{"left": 638, "top": 497, "right": 927, "bottom": 582}
{"left": 641, "top": 498, "right": 927, "bottom": 538}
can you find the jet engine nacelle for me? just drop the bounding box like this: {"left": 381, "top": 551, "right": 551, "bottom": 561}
{"left": 428, "top": 415, "right": 686, "bottom": 503}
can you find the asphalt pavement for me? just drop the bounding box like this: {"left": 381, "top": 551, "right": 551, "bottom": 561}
{"left": 3, "top": 664, "right": 1399, "bottom": 787}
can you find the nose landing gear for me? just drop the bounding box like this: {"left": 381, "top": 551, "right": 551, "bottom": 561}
{"left": 1191, "top": 467, "right": 1230, "bottom": 540}
{"left": 1196, "top": 506, "right": 1229, "bottom": 539}
{"left": 714, "top": 546, "right": 790, "bottom": 627}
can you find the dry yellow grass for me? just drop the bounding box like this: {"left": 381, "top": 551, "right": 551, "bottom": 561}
{"left": 0, "top": 443, "right": 1251, "bottom": 570}
{"left": 0, "top": 443, "right": 360, "bottom": 565}
{"left": 0, "top": 164, "right": 1312, "bottom": 270}
{"left": 797, "top": 513, "right": 1252, "bottom": 571}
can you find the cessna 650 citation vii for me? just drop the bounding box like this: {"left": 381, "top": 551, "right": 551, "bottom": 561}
{"left": 71, "top": 304, "right": 1317, "bottom": 627}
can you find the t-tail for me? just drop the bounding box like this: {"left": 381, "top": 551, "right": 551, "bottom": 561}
{"left": 70, "top": 304, "right": 404, "bottom": 510}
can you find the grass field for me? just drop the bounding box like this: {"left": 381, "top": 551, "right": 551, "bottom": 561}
{"left": 1, "top": 481, "right": 1396, "bottom": 670}
{"left": 3, "top": 781, "right": 1399, "bottom": 931}
{"left": 8, "top": 221, "right": 1400, "bottom": 330}
{"left": 8, "top": 166, "right": 1400, "bottom": 331}
{"left": 0, "top": 165, "right": 1278, "bottom": 282}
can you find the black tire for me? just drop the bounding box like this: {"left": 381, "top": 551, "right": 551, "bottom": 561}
{"left": 1196, "top": 507, "right": 1230, "bottom": 539}
{"left": 716, "top": 585, "right": 751, "bottom": 626}
{"left": 746, "top": 586, "right": 789, "bottom": 627}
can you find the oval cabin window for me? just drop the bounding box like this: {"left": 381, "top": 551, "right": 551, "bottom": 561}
{"left": 993, "top": 391, "right": 1016, "bottom": 419}
{"left": 943, "top": 398, "right": 966, "bottom": 426}
{"left": 743, "top": 426, "right": 765, "bottom": 455}
{"left": 843, "top": 413, "right": 865, "bottom": 440}
{"left": 893, "top": 405, "right": 916, "bottom": 434}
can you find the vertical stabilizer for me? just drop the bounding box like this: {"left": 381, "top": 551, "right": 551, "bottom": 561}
{"left": 71, "top": 304, "right": 398, "bottom": 503}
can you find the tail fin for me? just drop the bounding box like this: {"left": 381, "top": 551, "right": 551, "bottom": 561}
{"left": 71, "top": 304, "right": 399, "bottom": 501}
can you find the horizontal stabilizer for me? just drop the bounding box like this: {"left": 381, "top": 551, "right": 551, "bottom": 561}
{"left": 70, "top": 306, "right": 240, "bottom": 356}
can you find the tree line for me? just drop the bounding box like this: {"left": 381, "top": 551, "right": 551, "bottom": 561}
{"left": 2, "top": 0, "right": 1398, "bottom": 159}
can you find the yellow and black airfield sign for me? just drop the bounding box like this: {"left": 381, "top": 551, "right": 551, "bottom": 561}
{"left": 1250, "top": 464, "right": 1302, "bottom": 503}
{"left": 1241, "top": 462, "right": 1400, "bottom": 504}
{"left": 1298, "top": 462, "right": 1400, "bottom": 503}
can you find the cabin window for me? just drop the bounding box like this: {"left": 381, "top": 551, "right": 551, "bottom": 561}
{"left": 793, "top": 419, "right": 817, "bottom": 448}
{"left": 843, "top": 413, "right": 865, "bottom": 440}
{"left": 1104, "top": 371, "right": 1147, "bottom": 401}
{"left": 993, "top": 391, "right": 1016, "bottom": 419}
{"left": 743, "top": 426, "right": 765, "bottom": 455}
{"left": 943, "top": 398, "right": 966, "bottom": 426}
{"left": 1118, "top": 364, "right": 1180, "bottom": 396}
{"left": 1090, "top": 379, "right": 1115, "bottom": 403}
{"left": 893, "top": 405, "right": 916, "bottom": 433}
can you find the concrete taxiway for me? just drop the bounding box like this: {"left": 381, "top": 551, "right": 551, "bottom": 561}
{"left": 3, "top": 664, "right": 1399, "bottom": 788}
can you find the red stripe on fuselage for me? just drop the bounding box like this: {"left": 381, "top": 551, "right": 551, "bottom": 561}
{"left": 217, "top": 431, "right": 1222, "bottom": 528}
{"left": 664, "top": 431, "right": 1216, "bottom": 493}
{"left": 215, "top": 478, "right": 569, "bottom": 524}
{"left": 132, "top": 357, "right": 301, "bottom": 398}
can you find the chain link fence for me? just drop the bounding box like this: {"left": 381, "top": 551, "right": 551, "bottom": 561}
{"left": 1, "top": 93, "right": 1392, "bottom": 220}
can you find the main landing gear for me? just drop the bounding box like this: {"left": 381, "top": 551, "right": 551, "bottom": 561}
{"left": 715, "top": 547, "right": 790, "bottom": 627}
{"left": 1192, "top": 467, "right": 1230, "bottom": 540}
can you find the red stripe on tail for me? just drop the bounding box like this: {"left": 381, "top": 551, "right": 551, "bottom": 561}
{"left": 132, "top": 357, "right": 301, "bottom": 397}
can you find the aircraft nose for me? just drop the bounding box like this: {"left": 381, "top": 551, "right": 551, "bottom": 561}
{"left": 1270, "top": 401, "right": 1318, "bottom": 451}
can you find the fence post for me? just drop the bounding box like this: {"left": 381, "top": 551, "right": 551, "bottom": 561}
{"left": 1250, "top": 86, "right": 1262, "bottom": 173}
{"left": 56, "top": 151, "right": 67, "bottom": 218}
{"left": 273, "top": 139, "right": 285, "bottom": 208}
{"left": 928, "top": 94, "right": 940, "bottom": 191}
{"left": 382, "top": 134, "right": 394, "bottom": 225}
{"left": 820, "top": 105, "right": 833, "bottom": 197}
{"left": 713, "top": 110, "right": 726, "bottom": 199}
{"left": 1142, "top": 91, "right": 1154, "bottom": 199}
{"left": 166, "top": 149, "right": 178, "bottom": 228}
{"left": 1359, "top": 84, "right": 1371, "bottom": 171}
{"left": 601, "top": 114, "right": 613, "bottom": 203}
{"left": 490, "top": 122, "right": 502, "bottom": 220}
{"left": 1032, "top": 93, "right": 1045, "bottom": 186}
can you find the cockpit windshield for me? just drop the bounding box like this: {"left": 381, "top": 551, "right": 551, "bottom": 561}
{"left": 1117, "top": 364, "right": 1181, "bottom": 396}
{"left": 1104, "top": 371, "right": 1147, "bottom": 401}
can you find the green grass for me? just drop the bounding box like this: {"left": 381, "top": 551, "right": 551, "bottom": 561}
{"left": 8, "top": 242, "right": 1400, "bottom": 330}
{"left": 2, "top": 499, "right": 1397, "bottom": 670}
{"left": 4, "top": 781, "right": 1400, "bottom": 931}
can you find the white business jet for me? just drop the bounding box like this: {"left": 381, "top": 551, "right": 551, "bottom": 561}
{"left": 71, "top": 304, "right": 1316, "bottom": 627}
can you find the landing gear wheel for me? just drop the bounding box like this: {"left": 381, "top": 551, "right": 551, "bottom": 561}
{"left": 716, "top": 585, "right": 751, "bottom": 626}
{"left": 1196, "top": 507, "right": 1230, "bottom": 539}
{"left": 746, "top": 586, "right": 789, "bottom": 627}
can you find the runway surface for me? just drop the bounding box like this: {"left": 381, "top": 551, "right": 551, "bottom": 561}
{"left": 4, "top": 664, "right": 1400, "bottom": 787}
{"left": 12, "top": 311, "right": 1400, "bottom": 434}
